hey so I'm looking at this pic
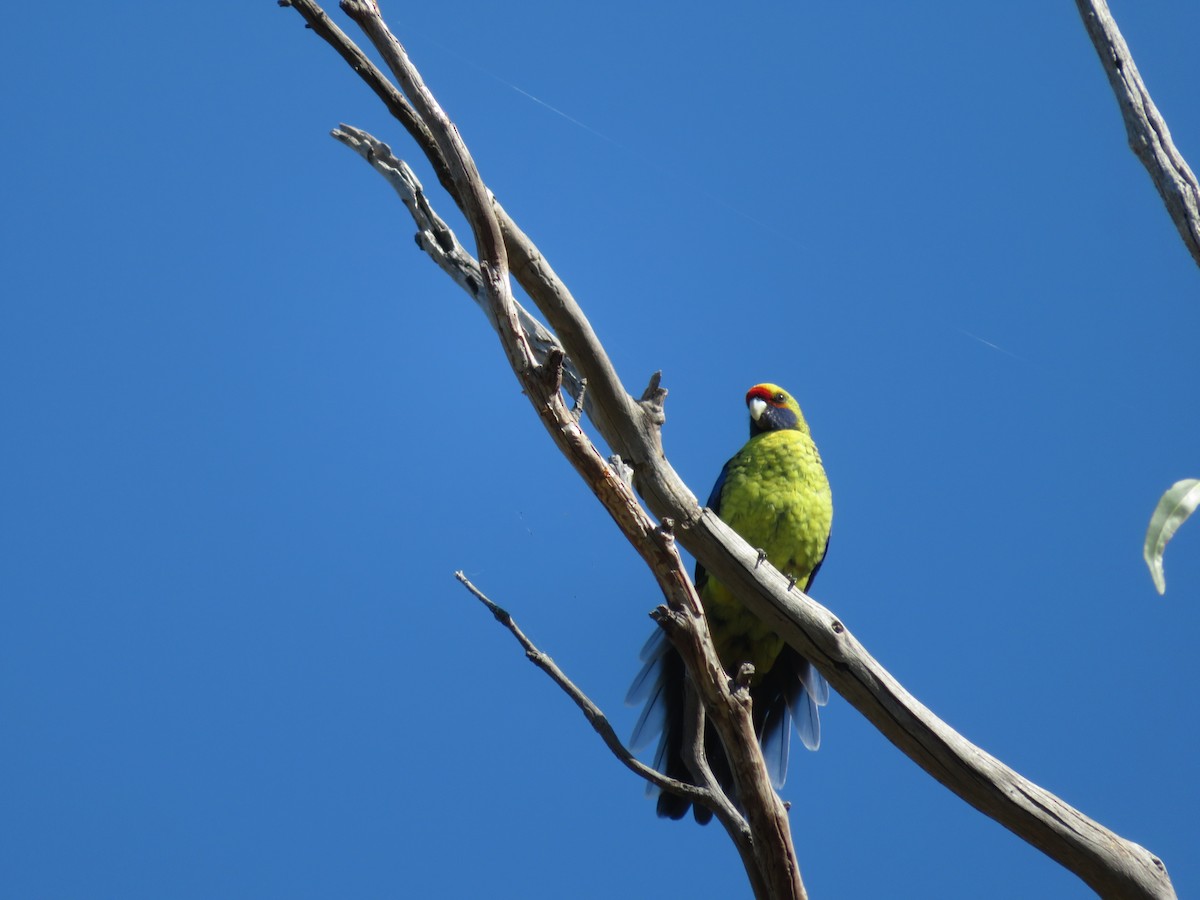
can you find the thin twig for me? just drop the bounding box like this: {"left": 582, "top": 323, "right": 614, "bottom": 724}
{"left": 454, "top": 569, "right": 768, "bottom": 895}
{"left": 452, "top": 572, "right": 717, "bottom": 811}
{"left": 329, "top": 125, "right": 585, "bottom": 400}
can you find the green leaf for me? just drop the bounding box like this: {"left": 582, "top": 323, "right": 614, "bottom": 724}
{"left": 1144, "top": 478, "right": 1200, "bottom": 595}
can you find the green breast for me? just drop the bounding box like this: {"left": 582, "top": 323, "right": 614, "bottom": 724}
{"left": 702, "top": 429, "right": 833, "bottom": 679}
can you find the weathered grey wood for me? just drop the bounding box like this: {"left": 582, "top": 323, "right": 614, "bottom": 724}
{"left": 321, "top": 3, "right": 809, "bottom": 896}
{"left": 281, "top": 2, "right": 1178, "bottom": 896}
{"left": 1074, "top": 0, "right": 1200, "bottom": 269}
{"left": 329, "top": 125, "right": 585, "bottom": 404}
{"left": 334, "top": 127, "right": 1174, "bottom": 896}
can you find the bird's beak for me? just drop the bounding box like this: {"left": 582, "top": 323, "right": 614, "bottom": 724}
{"left": 748, "top": 397, "right": 767, "bottom": 421}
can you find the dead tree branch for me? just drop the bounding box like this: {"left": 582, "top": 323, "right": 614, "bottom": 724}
{"left": 1074, "top": 0, "right": 1200, "bottom": 269}
{"left": 279, "top": 2, "right": 1177, "bottom": 897}
{"left": 329, "top": 124, "right": 584, "bottom": 401}
{"left": 453, "top": 569, "right": 776, "bottom": 898}
{"left": 451, "top": 573, "right": 714, "bottom": 812}
{"left": 306, "top": 1, "right": 807, "bottom": 895}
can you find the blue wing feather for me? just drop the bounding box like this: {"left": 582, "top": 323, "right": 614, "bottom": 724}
{"left": 759, "top": 698, "right": 791, "bottom": 789}
{"left": 705, "top": 458, "right": 732, "bottom": 515}
{"left": 786, "top": 655, "right": 828, "bottom": 752}
{"left": 695, "top": 458, "right": 733, "bottom": 590}
{"left": 637, "top": 628, "right": 667, "bottom": 663}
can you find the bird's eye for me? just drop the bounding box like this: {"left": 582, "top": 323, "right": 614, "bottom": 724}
{"left": 774, "top": 392, "right": 786, "bottom": 403}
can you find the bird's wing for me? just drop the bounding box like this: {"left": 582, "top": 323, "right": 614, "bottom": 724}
{"left": 694, "top": 456, "right": 734, "bottom": 591}
{"left": 802, "top": 531, "right": 831, "bottom": 592}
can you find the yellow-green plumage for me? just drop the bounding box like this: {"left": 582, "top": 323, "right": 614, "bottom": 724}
{"left": 704, "top": 400, "right": 832, "bottom": 683}
{"left": 627, "top": 383, "right": 832, "bottom": 823}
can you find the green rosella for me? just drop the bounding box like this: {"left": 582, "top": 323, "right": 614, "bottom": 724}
{"left": 628, "top": 383, "right": 833, "bottom": 823}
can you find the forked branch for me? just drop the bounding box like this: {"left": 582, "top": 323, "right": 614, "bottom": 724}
{"left": 451, "top": 573, "right": 712, "bottom": 812}
{"left": 453, "top": 571, "right": 784, "bottom": 900}
{"left": 279, "top": 2, "right": 1177, "bottom": 897}
{"left": 309, "top": 1, "right": 807, "bottom": 895}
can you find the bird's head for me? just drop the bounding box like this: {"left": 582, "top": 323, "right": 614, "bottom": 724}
{"left": 746, "top": 383, "right": 809, "bottom": 437}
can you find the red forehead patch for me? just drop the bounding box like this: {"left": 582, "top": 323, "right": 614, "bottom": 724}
{"left": 746, "top": 384, "right": 781, "bottom": 406}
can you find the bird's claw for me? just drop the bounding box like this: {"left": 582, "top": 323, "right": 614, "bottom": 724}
{"left": 754, "top": 548, "right": 767, "bottom": 568}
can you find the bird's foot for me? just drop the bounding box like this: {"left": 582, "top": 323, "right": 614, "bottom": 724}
{"left": 754, "top": 548, "right": 767, "bottom": 568}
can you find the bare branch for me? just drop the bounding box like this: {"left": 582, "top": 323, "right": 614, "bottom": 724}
{"left": 1074, "top": 0, "right": 1200, "bottom": 269}
{"left": 314, "top": 2, "right": 806, "bottom": 894}
{"left": 451, "top": 573, "right": 712, "bottom": 807}
{"left": 281, "top": 0, "right": 459, "bottom": 201}
{"left": 280, "top": 3, "right": 1177, "bottom": 897}
{"left": 656, "top": 512, "right": 1175, "bottom": 899}
{"left": 648, "top": 522, "right": 806, "bottom": 900}
{"left": 453, "top": 570, "right": 777, "bottom": 899}
{"left": 282, "top": 0, "right": 637, "bottom": 447}
{"left": 336, "top": 0, "right": 528, "bottom": 376}
{"left": 329, "top": 125, "right": 584, "bottom": 401}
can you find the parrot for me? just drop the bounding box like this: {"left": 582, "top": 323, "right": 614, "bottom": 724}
{"left": 627, "top": 383, "right": 833, "bottom": 823}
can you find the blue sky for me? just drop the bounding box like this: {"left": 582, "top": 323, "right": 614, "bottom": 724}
{"left": 3, "top": 2, "right": 1199, "bottom": 898}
